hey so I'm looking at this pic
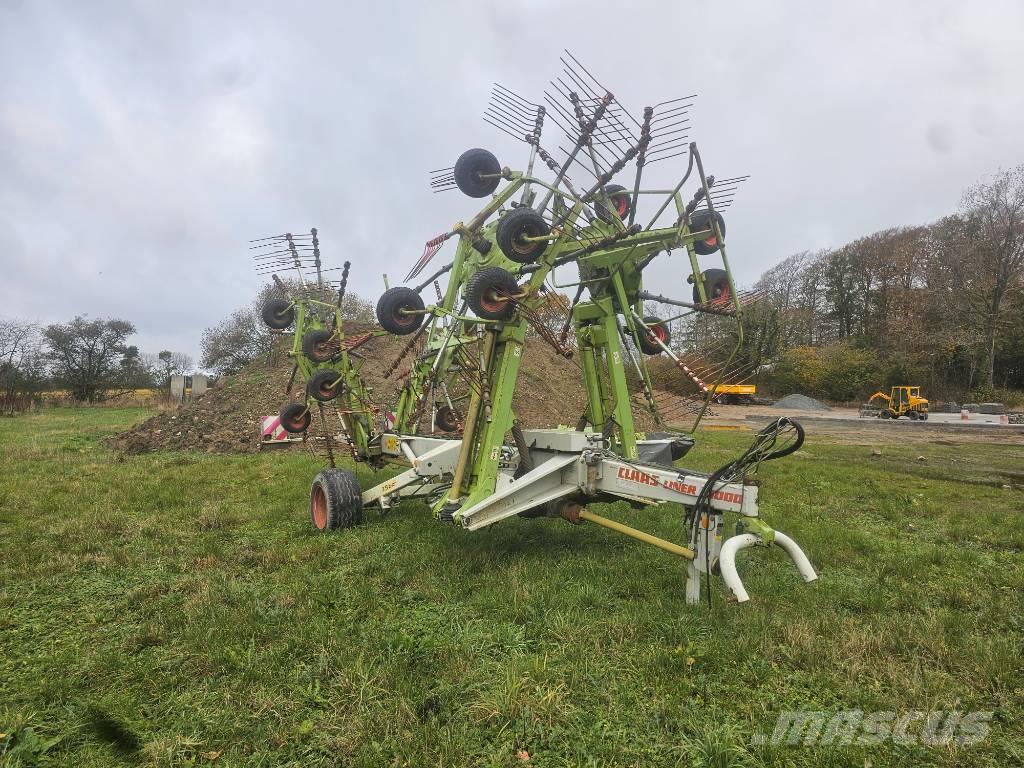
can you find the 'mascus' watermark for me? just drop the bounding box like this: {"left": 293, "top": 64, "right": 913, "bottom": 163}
{"left": 753, "top": 710, "right": 992, "bottom": 747}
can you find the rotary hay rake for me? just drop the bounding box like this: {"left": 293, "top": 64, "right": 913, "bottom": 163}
{"left": 263, "top": 52, "right": 817, "bottom": 605}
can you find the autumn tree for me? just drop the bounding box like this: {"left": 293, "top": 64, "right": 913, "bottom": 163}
{"left": 959, "top": 165, "right": 1024, "bottom": 388}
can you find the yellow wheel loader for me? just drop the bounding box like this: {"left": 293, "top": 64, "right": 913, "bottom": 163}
{"left": 867, "top": 386, "right": 929, "bottom": 420}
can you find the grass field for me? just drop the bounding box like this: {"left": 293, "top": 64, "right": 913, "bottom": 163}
{"left": 1, "top": 409, "right": 1022, "bottom": 767}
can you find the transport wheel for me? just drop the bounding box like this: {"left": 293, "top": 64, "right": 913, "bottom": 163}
{"left": 306, "top": 369, "right": 344, "bottom": 402}
{"left": 309, "top": 468, "right": 363, "bottom": 531}
{"left": 636, "top": 316, "right": 671, "bottom": 355}
{"left": 454, "top": 148, "right": 501, "bottom": 198}
{"left": 261, "top": 298, "right": 294, "bottom": 330}
{"left": 302, "top": 329, "right": 336, "bottom": 362}
{"left": 689, "top": 210, "right": 726, "bottom": 255}
{"left": 434, "top": 404, "right": 461, "bottom": 432}
{"left": 495, "top": 208, "right": 550, "bottom": 263}
{"left": 693, "top": 268, "right": 732, "bottom": 304}
{"left": 595, "top": 184, "right": 632, "bottom": 223}
{"left": 890, "top": 411, "right": 900, "bottom": 420}
{"left": 279, "top": 402, "right": 311, "bottom": 433}
{"left": 376, "top": 287, "right": 425, "bottom": 336}
{"left": 880, "top": 409, "right": 891, "bottom": 419}
{"left": 466, "top": 267, "right": 519, "bottom": 321}
{"left": 909, "top": 410, "right": 919, "bottom": 420}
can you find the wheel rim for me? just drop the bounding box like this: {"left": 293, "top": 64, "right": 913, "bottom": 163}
{"left": 393, "top": 305, "right": 417, "bottom": 328}
{"left": 614, "top": 197, "right": 628, "bottom": 217}
{"left": 311, "top": 485, "right": 328, "bottom": 529}
{"left": 319, "top": 382, "right": 336, "bottom": 399}
{"left": 480, "top": 288, "right": 507, "bottom": 314}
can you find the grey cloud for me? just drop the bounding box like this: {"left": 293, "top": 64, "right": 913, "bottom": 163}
{"left": 2, "top": 0, "right": 1023, "bottom": 363}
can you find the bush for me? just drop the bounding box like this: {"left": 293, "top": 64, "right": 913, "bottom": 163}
{"left": 768, "top": 344, "right": 880, "bottom": 401}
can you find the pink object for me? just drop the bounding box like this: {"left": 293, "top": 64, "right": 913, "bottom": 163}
{"left": 960, "top": 409, "right": 969, "bottom": 421}
{"left": 261, "top": 415, "right": 288, "bottom": 441}
{"left": 1000, "top": 414, "right": 1010, "bottom": 425}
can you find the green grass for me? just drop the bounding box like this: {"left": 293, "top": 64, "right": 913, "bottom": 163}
{"left": 1, "top": 409, "right": 1022, "bottom": 767}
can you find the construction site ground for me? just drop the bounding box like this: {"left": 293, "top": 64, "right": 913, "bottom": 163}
{"left": 704, "top": 404, "right": 1024, "bottom": 446}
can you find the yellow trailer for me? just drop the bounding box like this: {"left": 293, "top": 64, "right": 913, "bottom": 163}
{"left": 711, "top": 383, "right": 756, "bottom": 404}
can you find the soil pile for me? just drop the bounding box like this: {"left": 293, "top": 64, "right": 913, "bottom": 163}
{"left": 772, "top": 393, "right": 832, "bottom": 412}
{"left": 112, "top": 330, "right": 599, "bottom": 454}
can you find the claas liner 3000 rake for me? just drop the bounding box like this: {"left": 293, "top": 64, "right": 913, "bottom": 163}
{"left": 298, "top": 52, "right": 817, "bottom": 604}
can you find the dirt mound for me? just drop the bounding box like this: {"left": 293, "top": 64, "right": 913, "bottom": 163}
{"left": 112, "top": 330, "right": 600, "bottom": 454}
{"left": 772, "top": 393, "right": 832, "bottom": 412}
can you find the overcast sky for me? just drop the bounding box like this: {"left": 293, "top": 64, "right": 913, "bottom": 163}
{"left": 2, "top": 0, "right": 1023, "bottom": 364}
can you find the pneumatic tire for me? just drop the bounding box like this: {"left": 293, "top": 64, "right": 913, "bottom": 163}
{"left": 435, "top": 404, "right": 461, "bottom": 433}
{"left": 693, "top": 268, "right": 731, "bottom": 305}
{"left": 261, "top": 298, "right": 295, "bottom": 330}
{"left": 689, "top": 210, "right": 726, "bottom": 255}
{"left": 495, "top": 208, "right": 550, "bottom": 264}
{"left": 466, "top": 267, "right": 519, "bottom": 321}
{"left": 310, "top": 468, "right": 363, "bottom": 531}
{"left": 307, "top": 369, "right": 343, "bottom": 402}
{"left": 636, "top": 316, "right": 671, "bottom": 355}
{"left": 376, "top": 287, "right": 425, "bottom": 336}
{"left": 302, "top": 329, "right": 337, "bottom": 362}
{"left": 595, "top": 184, "right": 631, "bottom": 223}
{"left": 454, "top": 148, "right": 501, "bottom": 198}
{"left": 279, "top": 402, "right": 312, "bottom": 433}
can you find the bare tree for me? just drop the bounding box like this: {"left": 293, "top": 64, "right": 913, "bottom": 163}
{"left": 960, "top": 165, "right": 1024, "bottom": 388}
{"left": 0, "top": 318, "right": 43, "bottom": 414}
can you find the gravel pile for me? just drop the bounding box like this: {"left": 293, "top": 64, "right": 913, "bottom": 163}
{"left": 772, "top": 393, "right": 833, "bottom": 412}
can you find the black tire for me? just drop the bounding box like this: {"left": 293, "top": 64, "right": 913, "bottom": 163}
{"left": 636, "top": 316, "right": 671, "bottom": 355}
{"left": 908, "top": 410, "right": 919, "bottom": 420}
{"left": 595, "top": 184, "right": 631, "bottom": 223}
{"left": 689, "top": 210, "right": 726, "bottom": 255}
{"left": 454, "top": 148, "right": 501, "bottom": 198}
{"left": 261, "top": 298, "right": 294, "bottom": 330}
{"left": 435, "top": 404, "right": 461, "bottom": 432}
{"left": 307, "top": 369, "right": 344, "bottom": 402}
{"left": 495, "top": 208, "right": 550, "bottom": 264}
{"left": 309, "top": 468, "right": 363, "bottom": 531}
{"left": 880, "top": 409, "right": 892, "bottom": 419}
{"left": 693, "top": 268, "right": 732, "bottom": 305}
{"left": 279, "top": 402, "right": 311, "bottom": 433}
{"left": 376, "top": 287, "right": 425, "bottom": 336}
{"left": 466, "top": 267, "right": 519, "bottom": 321}
{"left": 302, "top": 329, "right": 336, "bottom": 363}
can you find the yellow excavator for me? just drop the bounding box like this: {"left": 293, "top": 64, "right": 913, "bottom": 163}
{"left": 867, "top": 386, "right": 929, "bottom": 420}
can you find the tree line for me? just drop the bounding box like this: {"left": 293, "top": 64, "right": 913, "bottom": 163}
{"left": 672, "top": 165, "right": 1024, "bottom": 404}
{"left": 0, "top": 316, "right": 193, "bottom": 414}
